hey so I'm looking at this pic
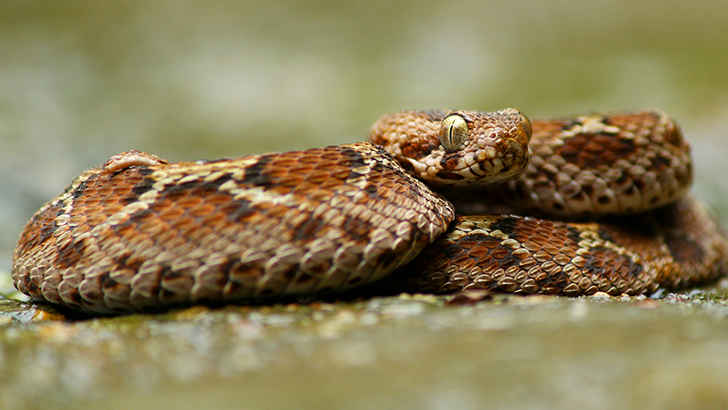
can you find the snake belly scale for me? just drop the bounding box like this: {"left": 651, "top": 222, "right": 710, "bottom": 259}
{"left": 12, "top": 109, "right": 728, "bottom": 313}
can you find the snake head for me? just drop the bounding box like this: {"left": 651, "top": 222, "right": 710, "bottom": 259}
{"left": 369, "top": 108, "right": 532, "bottom": 187}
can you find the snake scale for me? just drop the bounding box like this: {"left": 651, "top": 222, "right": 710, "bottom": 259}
{"left": 12, "top": 109, "right": 728, "bottom": 314}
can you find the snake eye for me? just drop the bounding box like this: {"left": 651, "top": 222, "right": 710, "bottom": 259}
{"left": 439, "top": 114, "right": 469, "bottom": 151}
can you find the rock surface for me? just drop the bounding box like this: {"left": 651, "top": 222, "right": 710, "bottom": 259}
{"left": 3, "top": 288, "right": 728, "bottom": 410}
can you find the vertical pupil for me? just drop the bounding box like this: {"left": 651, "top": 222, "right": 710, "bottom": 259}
{"left": 448, "top": 124, "right": 455, "bottom": 144}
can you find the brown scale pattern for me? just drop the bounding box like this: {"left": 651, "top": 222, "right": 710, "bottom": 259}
{"left": 13, "top": 143, "right": 454, "bottom": 313}
{"left": 402, "top": 197, "right": 727, "bottom": 296}
{"left": 448, "top": 111, "right": 693, "bottom": 217}
{"left": 11, "top": 109, "right": 728, "bottom": 314}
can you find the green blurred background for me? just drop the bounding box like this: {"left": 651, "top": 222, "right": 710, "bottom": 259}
{"left": 3, "top": 0, "right": 728, "bottom": 267}
{"left": 4, "top": 3, "right": 728, "bottom": 409}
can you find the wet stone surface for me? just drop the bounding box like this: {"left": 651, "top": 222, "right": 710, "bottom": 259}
{"left": 3, "top": 282, "right": 728, "bottom": 410}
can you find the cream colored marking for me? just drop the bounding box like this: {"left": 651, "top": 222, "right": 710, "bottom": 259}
{"left": 103, "top": 151, "right": 165, "bottom": 173}
{"left": 560, "top": 116, "right": 621, "bottom": 138}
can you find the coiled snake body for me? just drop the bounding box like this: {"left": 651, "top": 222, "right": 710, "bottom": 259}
{"left": 12, "top": 109, "right": 728, "bottom": 313}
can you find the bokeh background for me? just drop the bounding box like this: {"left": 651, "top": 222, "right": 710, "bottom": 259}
{"left": 3, "top": 0, "right": 728, "bottom": 275}
{"left": 4, "top": 2, "right": 728, "bottom": 409}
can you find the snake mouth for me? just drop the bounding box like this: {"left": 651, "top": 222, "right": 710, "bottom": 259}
{"left": 459, "top": 140, "right": 529, "bottom": 184}
{"left": 421, "top": 120, "right": 531, "bottom": 187}
{"left": 405, "top": 135, "right": 530, "bottom": 187}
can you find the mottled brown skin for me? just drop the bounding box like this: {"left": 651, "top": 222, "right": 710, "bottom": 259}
{"left": 372, "top": 109, "right": 723, "bottom": 296}
{"left": 11, "top": 109, "right": 728, "bottom": 314}
{"left": 13, "top": 144, "right": 454, "bottom": 313}
{"left": 374, "top": 110, "right": 692, "bottom": 217}
{"left": 401, "top": 197, "right": 726, "bottom": 296}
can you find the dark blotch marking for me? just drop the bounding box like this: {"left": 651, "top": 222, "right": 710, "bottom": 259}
{"left": 71, "top": 179, "right": 90, "bottom": 199}
{"left": 653, "top": 155, "right": 671, "bottom": 169}
{"left": 132, "top": 177, "right": 156, "bottom": 196}
{"left": 260, "top": 288, "right": 276, "bottom": 297}
{"left": 582, "top": 184, "right": 594, "bottom": 196}
{"left": 113, "top": 252, "right": 145, "bottom": 273}
{"left": 55, "top": 237, "right": 88, "bottom": 269}
{"left": 375, "top": 249, "right": 399, "bottom": 270}
{"left": 560, "top": 119, "right": 580, "bottom": 130}
{"left": 459, "top": 232, "right": 492, "bottom": 242}
{"left": 161, "top": 265, "right": 183, "bottom": 280}
{"left": 402, "top": 140, "right": 438, "bottom": 160}
{"left": 452, "top": 232, "right": 520, "bottom": 269}
{"left": 218, "top": 259, "right": 236, "bottom": 276}
{"left": 582, "top": 247, "right": 608, "bottom": 275}
{"left": 344, "top": 147, "right": 378, "bottom": 179}
{"left": 566, "top": 226, "right": 583, "bottom": 244}
{"left": 114, "top": 209, "right": 153, "bottom": 232}
{"left": 341, "top": 147, "right": 368, "bottom": 169}
{"left": 488, "top": 216, "right": 520, "bottom": 236}
{"left": 110, "top": 168, "right": 127, "bottom": 178}
{"left": 22, "top": 275, "right": 39, "bottom": 293}
{"left": 129, "top": 208, "right": 153, "bottom": 224}
{"left": 296, "top": 273, "right": 315, "bottom": 284}
{"left": 628, "top": 262, "right": 644, "bottom": 278}
{"left": 435, "top": 170, "right": 464, "bottom": 181}
{"left": 223, "top": 198, "right": 256, "bottom": 222}
{"left": 156, "top": 173, "right": 237, "bottom": 202}
{"left": 397, "top": 159, "right": 415, "bottom": 173}
{"left": 202, "top": 173, "right": 234, "bottom": 190}
{"left": 582, "top": 247, "right": 644, "bottom": 278}
{"left": 484, "top": 239, "right": 520, "bottom": 268}
{"left": 341, "top": 214, "right": 373, "bottom": 243}
{"left": 66, "top": 288, "right": 84, "bottom": 305}
{"left": 281, "top": 264, "right": 299, "bottom": 281}
{"left": 664, "top": 234, "right": 705, "bottom": 264}
{"left": 240, "top": 155, "right": 274, "bottom": 187}
{"left": 161, "top": 179, "right": 201, "bottom": 199}
{"left": 219, "top": 259, "right": 266, "bottom": 288}
{"left": 499, "top": 249, "right": 519, "bottom": 267}
{"left": 124, "top": 177, "right": 157, "bottom": 204}
{"left": 22, "top": 203, "right": 65, "bottom": 252}
{"left": 37, "top": 221, "right": 59, "bottom": 247}
{"left": 348, "top": 170, "right": 366, "bottom": 181}
{"left": 100, "top": 272, "right": 117, "bottom": 289}
{"left": 293, "top": 215, "right": 327, "bottom": 241}
{"left": 596, "top": 227, "right": 615, "bottom": 243}
{"left": 556, "top": 134, "right": 635, "bottom": 170}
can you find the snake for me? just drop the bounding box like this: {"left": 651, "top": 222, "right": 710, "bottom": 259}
{"left": 11, "top": 109, "right": 728, "bottom": 314}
